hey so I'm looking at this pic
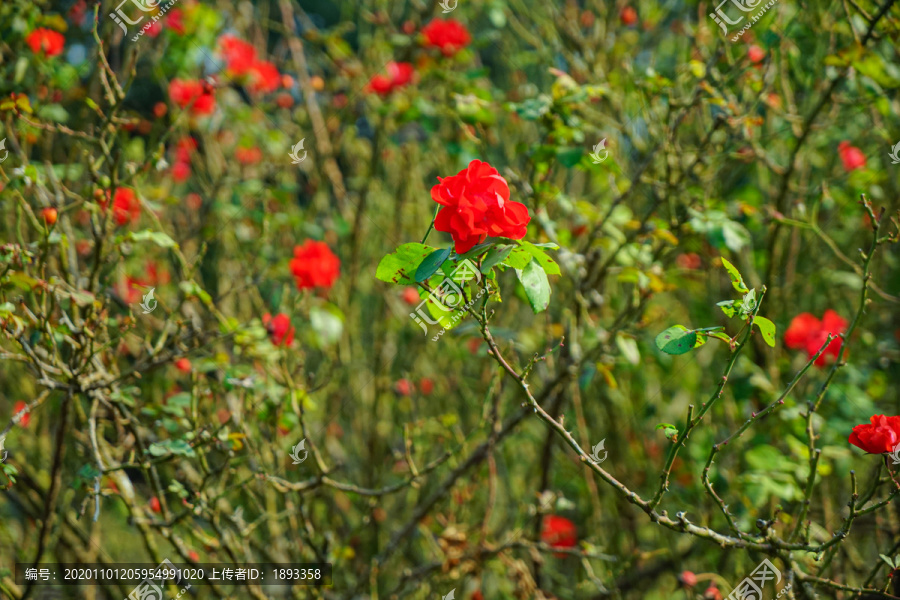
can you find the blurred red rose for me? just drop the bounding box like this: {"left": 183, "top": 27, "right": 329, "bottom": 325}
{"left": 169, "top": 79, "right": 216, "bottom": 115}
{"left": 704, "top": 585, "right": 723, "bottom": 600}
{"left": 471, "top": 592, "right": 483, "bottom": 600}
{"left": 419, "top": 378, "right": 434, "bottom": 395}
{"left": 849, "top": 415, "right": 900, "bottom": 454}
{"left": 103, "top": 188, "right": 141, "bottom": 226}
{"left": 249, "top": 60, "right": 280, "bottom": 93}
{"left": 676, "top": 253, "right": 701, "bottom": 270}
{"left": 748, "top": 45, "right": 765, "bottom": 63}
{"left": 236, "top": 146, "right": 263, "bottom": 165}
{"left": 263, "top": 313, "right": 295, "bottom": 347}
{"left": 41, "top": 207, "right": 58, "bottom": 225}
{"left": 620, "top": 7, "right": 638, "bottom": 26}
{"left": 395, "top": 378, "right": 413, "bottom": 396}
{"left": 166, "top": 9, "right": 185, "bottom": 35}
{"left": 290, "top": 241, "right": 341, "bottom": 291}
{"left": 679, "top": 571, "right": 698, "bottom": 587}
{"left": 784, "top": 310, "right": 847, "bottom": 366}
{"left": 149, "top": 496, "right": 161, "bottom": 513}
{"left": 13, "top": 400, "right": 30, "bottom": 427}
{"left": 401, "top": 287, "right": 421, "bottom": 305}
{"left": 26, "top": 28, "right": 65, "bottom": 57}
{"left": 422, "top": 18, "right": 471, "bottom": 56}
{"left": 838, "top": 141, "right": 866, "bottom": 172}
{"left": 172, "top": 161, "right": 191, "bottom": 182}
{"left": 174, "top": 358, "right": 192, "bottom": 373}
{"left": 367, "top": 62, "right": 414, "bottom": 96}
{"left": 220, "top": 35, "right": 258, "bottom": 75}
{"left": 431, "top": 160, "right": 530, "bottom": 254}
{"left": 541, "top": 515, "right": 577, "bottom": 554}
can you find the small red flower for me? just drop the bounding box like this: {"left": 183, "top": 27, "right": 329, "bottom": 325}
{"left": 541, "top": 515, "right": 577, "bottom": 554}
{"left": 220, "top": 35, "right": 258, "bottom": 76}
{"left": 748, "top": 45, "right": 765, "bottom": 63}
{"left": 26, "top": 28, "right": 65, "bottom": 57}
{"left": 149, "top": 496, "right": 162, "bottom": 513}
{"left": 421, "top": 18, "right": 471, "bottom": 56}
{"left": 41, "top": 207, "right": 58, "bottom": 225}
{"left": 704, "top": 584, "right": 723, "bottom": 600}
{"left": 679, "top": 571, "right": 698, "bottom": 587}
{"left": 368, "top": 75, "right": 394, "bottom": 96}
{"left": 620, "top": 7, "right": 638, "bottom": 26}
{"left": 146, "top": 21, "right": 162, "bottom": 38}
{"left": 290, "top": 241, "right": 341, "bottom": 291}
{"left": 419, "top": 378, "right": 434, "bottom": 396}
{"left": 431, "top": 160, "right": 531, "bottom": 254}
{"left": 263, "top": 313, "right": 295, "bottom": 347}
{"left": 249, "top": 60, "right": 281, "bottom": 93}
{"left": 174, "top": 358, "right": 192, "bottom": 373}
{"left": 103, "top": 188, "right": 141, "bottom": 226}
{"left": 172, "top": 161, "right": 191, "bottom": 182}
{"left": 401, "top": 287, "right": 421, "bottom": 305}
{"left": 188, "top": 550, "right": 200, "bottom": 562}
{"left": 838, "top": 141, "right": 866, "bottom": 172}
{"left": 169, "top": 78, "right": 216, "bottom": 115}
{"left": 849, "top": 415, "right": 900, "bottom": 455}
{"left": 235, "top": 146, "right": 263, "bottom": 165}
{"left": 166, "top": 9, "right": 185, "bottom": 35}
{"left": 175, "top": 137, "right": 197, "bottom": 163}
{"left": 13, "top": 400, "right": 30, "bottom": 427}
{"left": 395, "top": 378, "right": 414, "bottom": 396}
{"left": 784, "top": 310, "right": 847, "bottom": 366}
{"left": 369, "top": 62, "right": 415, "bottom": 96}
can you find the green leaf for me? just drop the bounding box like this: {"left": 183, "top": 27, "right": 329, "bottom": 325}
{"left": 521, "top": 242, "right": 561, "bottom": 275}
{"left": 717, "top": 300, "right": 738, "bottom": 318}
{"left": 879, "top": 554, "right": 896, "bottom": 569}
{"left": 149, "top": 439, "right": 195, "bottom": 457}
{"left": 656, "top": 423, "right": 679, "bottom": 440}
{"left": 481, "top": 245, "right": 514, "bottom": 273}
{"left": 655, "top": 325, "right": 698, "bottom": 355}
{"left": 125, "top": 230, "right": 179, "bottom": 249}
{"left": 720, "top": 258, "right": 749, "bottom": 293}
{"left": 376, "top": 243, "right": 435, "bottom": 285}
{"left": 415, "top": 247, "right": 452, "bottom": 283}
{"left": 753, "top": 316, "right": 777, "bottom": 347}
{"left": 516, "top": 260, "right": 550, "bottom": 314}
{"left": 504, "top": 247, "right": 533, "bottom": 269}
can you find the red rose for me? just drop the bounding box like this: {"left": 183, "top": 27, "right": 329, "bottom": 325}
{"left": 169, "top": 78, "right": 216, "bottom": 115}
{"left": 367, "top": 62, "right": 415, "bottom": 96}
{"left": 290, "top": 241, "right": 341, "bottom": 291}
{"left": 838, "top": 141, "right": 866, "bottom": 172}
{"left": 172, "top": 161, "right": 191, "bottom": 182}
{"left": 235, "top": 147, "right": 263, "bottom": 165}
{"left": 431, "top": 160, "right": 530, "bottom": 254}
{"left": 540, "top": 515, "right": 577, "bottom": 552}
{"left": 26, "top": 28, "right": 65, "bottom": 57}
{"left": 103, "top": 188, "right": 141, "bottom": 226}
{"left": 395, "top": 378, "right": 413, "bottom": 396}
{"left": 849, "top": 415, "right": 900, "bottom": 455}
{"left": 220, "top": 35, "right": 257, "bottom": 76}
{"left": 784, "top": 310, "right": 847, "bottom": 366}
{"left": 149, "top": 496, "right": 161, "bottom": 513}
{"left": 748, "top": 45, "right": 765, "bottom": 64}
{"left": 13, "top": 400, "right": 30, "bottom": 427}
{"left": 620, "top": 7, "right": 638, "bottom": 26}
{"left": 166, "top": 9, "right": 185, "bottom": 35}
{"left": 248, "top": 60, "right": 280, "bottom": 93}
{"left": 263, "top": 313, "right": 295, "bottom": 347}
{"left": 421, "top": 18, "right": 471, "bottom": 56}
{"left": 419, "top": 378, "right": 434, "bottom": 395}
{"left": 174, "top": 358, "right": 192, "bottom": 373}
{"left": 679, "top": 571, "right": 698, "bottom": 587}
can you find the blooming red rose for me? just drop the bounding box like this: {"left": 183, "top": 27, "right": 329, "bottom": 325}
{"left": 421, "top": 18, "right": 471, "bottom": 56}
{"left": 13, "top": 400, "right": 30, "bottom": 427}
{"left": 169, "top": 79, "right": 216, "bottom": 115}
{"left": 26, "top": 28, "right": 65, "bottom": 57}
{"left": 290, "top": 241, "right": 341, "bottom": 291}
{"left": 103, "top": 188, "right": 141, "bottom": 226}
{"left": 368, "top": 62, "right": 415, "bottom": 96}
{"left": 166, "top": 9, "right": 185, "bottom": 35}
{"left": 838, "top": 141, "right": 866, "bottom": 172}
{"left": 541, "top": 515, "right": 577, "bottom": 554}
{"left": 263, "top": 313, "right": 295, "bottom": 347}
{"left": 849, "top": 415, "right": 900, "bottom": 455}
{"left": 431, "top": 160, "right": 531, "bottom": 254}
{"left": 784, "top": 310, "right": 847, "bottom": 366}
